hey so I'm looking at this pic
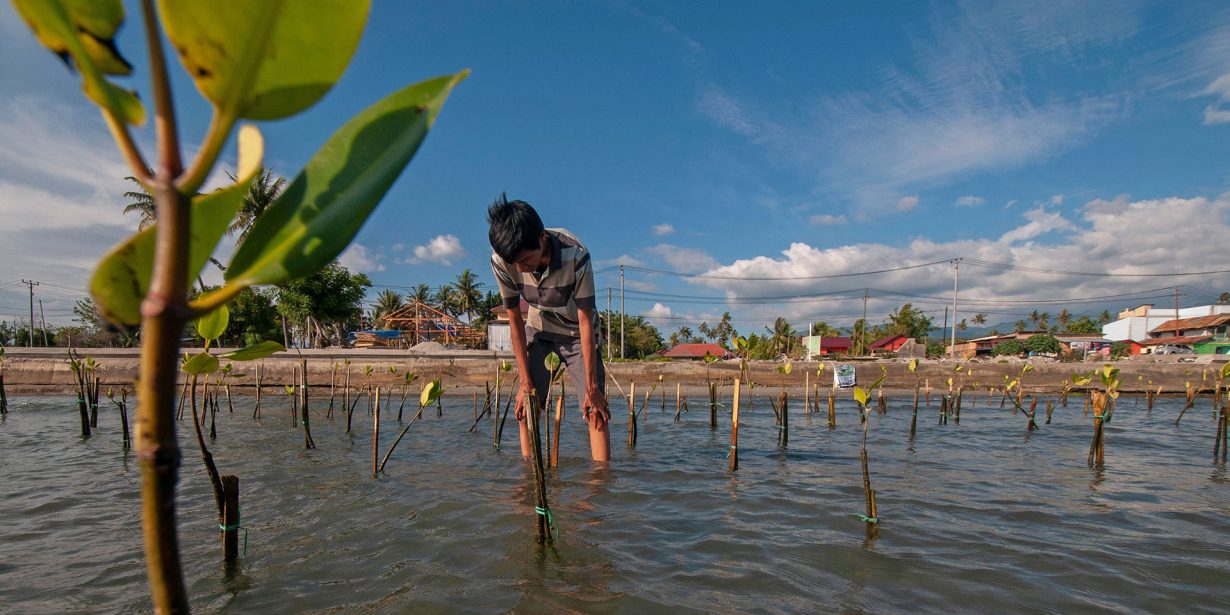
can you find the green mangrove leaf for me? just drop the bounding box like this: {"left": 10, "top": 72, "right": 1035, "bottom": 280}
{"left": 217, "top": 340, "right": 284, "bottom": 361}
{"left": 196, "top": 304, "right": 229, "bottom": 344}
{"left": 545, "top": 352, "right": 561, "bottom": 372}
{"left": 91, "top": 129, "right": 262, "bottom": 324}
{"left": 781, "top": 362, "right": 793, "bottom": 375}
{"left": 908, "top": 358, "right": 918, "bottom": 373}
{"left": 284, "top": 385, "right": 295, "bottom": 395}
{"left": 1071, "top": 374, "right": 1092, "bottom": 386}
{"left": 1022, "top": 364, "right": 1034, "bottom": 373}
{"left": 13, "top": 0, "right": 143, "bottom": 125}
{"left": 403, "top": 372, "right": 417, "bottom": 385}
{"left": 158, "top": 0, "right": 369, "bottom": 120}
{"left": 420, "top": 378, "right": 443, "bottom": 407}
{"left": 946, "top": 377, "right": 954, "bottom": 388}
{"left": 183, "top": 352, "right": 219, "bottom": 376}
{"left": 500, "top": 359, "right": 511, "bottom": 373}
{"left": 703, "top": 352, "right": 718, "bottom": 365}
{"left": 1221, "top": 362, "right": 1230, "bottom": 380}
{"left": 223, "top": 71, "right": 468, "bottom": 290}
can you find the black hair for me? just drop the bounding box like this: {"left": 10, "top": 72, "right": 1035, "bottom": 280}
{"left": 487, "top": 193, "right": 544, "bottom": 263}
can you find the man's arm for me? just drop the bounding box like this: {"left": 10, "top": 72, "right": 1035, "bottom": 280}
{"left": 576, "top": 306, "right": 608, "bottom": 428}
{"left": 506, "top": 307, "right": 537, "bottom": 418}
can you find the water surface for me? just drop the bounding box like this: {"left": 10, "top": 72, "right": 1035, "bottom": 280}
{"left": 1, "top": 394, "right": 1227, "bottom": 613}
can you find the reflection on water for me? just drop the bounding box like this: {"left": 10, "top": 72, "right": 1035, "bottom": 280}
{"left": 1, "top": 395, "right": 1229, "bottom": 613}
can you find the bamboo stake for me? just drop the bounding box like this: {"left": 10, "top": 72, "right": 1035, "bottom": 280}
{"left": 1026, "top": 397, "right": 1038, "bottom": 431}
{"left": 674, "top": 383, "right": 682, "bottom": 422}
{"left": 827, "top": 388, "right": 836, "bottom": 429}
{"left": 709, "top": 382, "right": 717, "bottom": 429}
{"left": 779, "top": 390, "right": 789, "bottom": 448}
{"left": 1177, "top": 386, "right": 1196, "bottom": 426}
{"left": 343, "top": 363, "right": 351, "bottom": 420}
{"left": 526, "top": 394, "right": 554, "bottom": 545}
{"left": 221, "top": 475, "right": 240, "bottom": 564}
{"left": 372, "top": 387, "right": 381, "bottom": 478}
{"left": 301, "top": 359, "right": 315, "bottom": 449}
{"left": 177, "top": 374, "right": 188, "bottom": 420}
{"left": 225, "top": 383, "right": 233, "bottom": 414}
{"left": 1045, "top": 399, "right": 1054, "bottom": 425}
{"left": 551, "top": 395, "right": 564, "bottom": 469}
{"left": 876, "top": 389, "right": 886, "bottom": 415}
{"left": 729, "top": 379, "right": 741, "bottom": 471}
{"left": 253, "top": 363, "right": 262, "bottom": 419}
{"left": 805, "top": 372, "right": 811, "bottom": 415}
{"left": 628, "top": 382, "right": 637, "bottom": 448}
{"left": 1, "top": 371, "right": 9, "bottom": 415}
{"left": 328, "top": 363, "right": 337, "bottom": 418}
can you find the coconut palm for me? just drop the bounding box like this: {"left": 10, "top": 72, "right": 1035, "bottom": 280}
{"left": 122, "top": 175, "right": 157, "bottom": 230}
{"left": 1057, "top": 309, "right": 1072, "bottom": 333}
{"left": 228, "top": 167, "right": 286, "bottom": 242}
{"left": 765, "top": 317, "right": 796, "bottom": 357}
{"left": 452, "top": 269, "right": 483, "bottom": 322}
{"left": 972, "top": 313, "right": 987, "bottom": 327}
{"left": 372, "top": 289, "right": 404, "bottom": 328}
{"left": 410, "top": 283, "right": 432, "bottom": 306}
{"left": 1014, "top": 320, "right": 1027, "bottom": 333}
{"left": 434, "top": 285, "right": 459, "bottom": 317}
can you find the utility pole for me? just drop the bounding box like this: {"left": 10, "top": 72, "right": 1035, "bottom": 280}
{"left": 1174, "top": 287, "right": 1182, "bottom": 338}
{"left": 860, "top": 288, "right": 869, "bottom": 356}
{"left": 21, "top": 279, "right": 38, "bottom": 347}
{"left": 950, "top": 259, "right": 961, "bottom": 358}
{"left": 38, "top": 299, "right": 49, "bottom": 346}
{"left": 606, "top": 288, "right": 612, "bottom": 361}
{"left": 620, "top": 265, "right": 625, "bottom": 360}
{"left": 941, "top": 306, "right": 948, "bottom": 356}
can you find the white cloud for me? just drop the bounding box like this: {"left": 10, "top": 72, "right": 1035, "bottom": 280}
{"left": 955, "top": 195, "right": 986, "bottom": 208}
{"left": 645, "top": 244, "right": 720, "bottom": 273}
{"left": 1204, "top": 106, "right": 1230, "bottom": 125}
{"left": 897, "top": 195, "right": 919, "bottom": 212}
{"left": 809, "top": 214, "right": 848, "bottom": 225}
{"left": 406, "top": 234, "right": 466, "bottom": 265}
{"left": 601, "top": 255, "right": 646, "bottom": 268}
{"left": 1048, "top": 194, "right": 1064, "bottom": 205}
{"left": 645, "top": 303, "right": 673, "bottom": 318}
{"left": 339, "top": 243, "right": 386, "bottom": 273}
{"left": 998, "top": 206, "right": 1072, "bottom": 243}
{"left": 677, "top": 194, "right": 1230, "bottom": 329}
{"left": 652, "top": 223, "right": 675, "bottom": 236}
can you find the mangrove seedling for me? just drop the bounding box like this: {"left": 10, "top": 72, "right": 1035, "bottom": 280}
{"left": 10, "top": 0, "right": 465, "bottom": 605}
{"left": 379, "top": 379, "right": 445, "bottom": 473}
{"left": 852, "top": 372, "right": 886, "bottom": 538}
{"left": 107, "top": 386, "right": 132, "bottom": 449}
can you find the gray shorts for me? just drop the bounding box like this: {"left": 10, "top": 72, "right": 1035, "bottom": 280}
{"left": 526, "top": 333, "right": 606, "bottom": 412}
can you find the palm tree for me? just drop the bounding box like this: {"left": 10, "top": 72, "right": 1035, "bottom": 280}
{"left": 765, "top": 317, "right": 796, "bottom": 357}
{"left": 972, "top": 313, "right": 987, "bottom": 327}
{"left": 1097, "top": 310, "right": 1114, "bottom": 326}
{"left": 372, "top": 289, "right": 404, "bottom": 328}
{"left": 1014, "top": 320, "right": 1027, "bottom": 333}
{"left": 122, "top": 175, "right": 157, "bottom": 230}
{"left": 1057, "top": 309, "right": 1072, "bottom": 333}
{"left": 1028, "top": 310, "right": 1041, "bottom": 329}
{"left": 1039, "top": 311, "right": 1051, "bottom": 332}
{"left": 410, "top": 284, "right": 432, "bottom": 306}
{"left": 434, "top": 285, "right": 459, "bottom": 317}
{"left": 452, "top": 269, "right": 483, "bottom": 322}
{"left": 228, "top": 167, "right": 285, "bottom": 241}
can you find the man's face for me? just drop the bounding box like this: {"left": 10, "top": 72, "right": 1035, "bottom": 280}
{"left": 511, "top": 233, "right": 548, "bottom": 273}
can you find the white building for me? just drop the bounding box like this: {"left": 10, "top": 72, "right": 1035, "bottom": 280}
{"left": 1102, "top": 303, "right": 1230, "bottom": 342}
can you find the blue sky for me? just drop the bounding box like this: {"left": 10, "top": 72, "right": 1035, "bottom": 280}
{"left": 3, "top": 1, "right": 1230, "bottom": 338}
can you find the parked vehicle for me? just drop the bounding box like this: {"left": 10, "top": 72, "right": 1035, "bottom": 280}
{"left": 1154, "top": 345, "right": 1194, "bottom": 355}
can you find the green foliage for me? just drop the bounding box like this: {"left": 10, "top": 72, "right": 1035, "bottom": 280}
{"left": 222, "top": 73, "right": 468, "bottom": 291}
{"left": 599, "top": 311, "right": 665, "bottom": 358}
{"left": 1110, "top": 341, "right": 1130, "bottom": 359}
{"left": 698, "top": 312, "right": 737, "bottom": 347}
{"left": 94, "top": 165, "right": 256, "bottom": 325}
{"left": 925, "top": 341, "right": 946, "bottom": 358}
{"left": 195, "top": 304, "right": 229, "bottom": 345}
{"left": 182, "top": 351, "right": 219, "bottom": 376}
{"left": 420, "top": 378, "right": 443, "bottom": 406}
{"left": 13, "top": 0, "right": 143, "bottom": 124}
{"left": 157, "top": 0, "right": 368, "bottom": 121}
{"left": 224, "top": 287, "right": 281, "bottom": 347}
{"left": 217, "top": 341, "right": 284, "bottom": 361}
{"left": 1024, "top": 333, "right": 1062, "bottom": 355}
{"left": 886, "top": 303, "right": 932, "bottom": 341}
{"left": 276, "top": 261, "right": 371, "bottom": 346}
{"left": 992, "top": 340, "right": 1026, "bottom": 357}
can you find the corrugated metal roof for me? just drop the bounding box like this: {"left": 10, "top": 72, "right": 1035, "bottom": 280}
{"left": 870, "top": 334, "right": 908, "bottom": 349}
{"left": 1139, "top": 335, "right": 1213, "bottom": 346}
{"left": 1148, "top": 314, "right": 1230, "bottom": 334}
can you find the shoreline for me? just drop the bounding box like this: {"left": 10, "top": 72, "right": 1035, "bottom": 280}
{"left": 2, "top": 347, "right": 1223, "bottom": 397}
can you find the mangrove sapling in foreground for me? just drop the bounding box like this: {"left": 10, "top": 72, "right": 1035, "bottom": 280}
{"left": 525, "top": 393, "right": 557, "bottom": 546}
{"left": 379, "top": 379, "right": 444, "bottom": 473}
{"left": 107, "top": 387, "right": 132, "bottom": 449}
{"left": 908, "top": 359, "right": 920, "bottom": 439}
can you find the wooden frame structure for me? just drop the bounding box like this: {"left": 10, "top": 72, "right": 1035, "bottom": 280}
{"left": 381, "top": 300, "right": 485, "bottom": 348}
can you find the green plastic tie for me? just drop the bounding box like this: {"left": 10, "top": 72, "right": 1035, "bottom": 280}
{"left": 534, "top": 506, "right": 559, "bottom": 540}
{"left": 857, "top": 514, "right": 878, "bottom": 524}
{"left": 218, "top": 523, "right": 249, "bottom": 557}
{"left": 727, "top": 444, "right": 737, "bottom": 458}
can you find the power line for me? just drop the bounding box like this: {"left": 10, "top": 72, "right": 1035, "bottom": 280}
{"left": 963, "top": 258, "right": 1230, "bottom": 278}
{"left": 612, "top": 259, "right": 954, "bottom": 281}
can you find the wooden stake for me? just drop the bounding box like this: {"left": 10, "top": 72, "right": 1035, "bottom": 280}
{"left": 301, "top": 359, "right": 315, "bottom": 449}
{"left": 526, "top": 395, "right": 554, "bottom": 545}
{"left": 1045, "top": 399, "right": 1054, "bottom": 425}
{"left": 372, "top": 387, "right": 380, "bottom": 478}
{"left": 709, "top": 382, "right": 717, "bottom": 429}
{"left": 221, "top": 475, "right": 240, "bottom": 564}
{"left": 253, "top": 363, "right": 262, "bottom": 419}
{"left": 827, "top": 388, "right": 836, "bottom": 429}
{"left": 328, "top": 363, "right": 337, "bottom": 418}
{"left": 628, "top": 382, "right": 637, "bottom": 448}
{"left": 729, "top": 378, "right": 741, "bottom": 472}
{"left": 551, "top": 396, "right": 564, "bottom": 469}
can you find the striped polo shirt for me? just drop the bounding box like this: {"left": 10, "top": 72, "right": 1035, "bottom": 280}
{"left": 491, "top": 228, "right": 598, "bottom": 341}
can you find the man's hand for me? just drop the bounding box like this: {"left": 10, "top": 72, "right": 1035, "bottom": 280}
{"left": 583, "top": 386, "right": 609, "bottom": 429}
{"left": 515, "top": 383, "right": 537, "bottom": 420}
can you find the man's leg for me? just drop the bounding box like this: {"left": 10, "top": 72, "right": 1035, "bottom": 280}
{"left": 521, "top": 336, "right": 552, "bottom": 457}
{"left": 559, "top": 337, "right": 609, "bottom": 462}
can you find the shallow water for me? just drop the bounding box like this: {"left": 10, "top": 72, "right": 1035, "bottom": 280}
{"left": 1, "top": 393, "right": 1228, "bottom": 614}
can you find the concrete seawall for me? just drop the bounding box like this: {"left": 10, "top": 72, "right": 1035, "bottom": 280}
{"left": 2, "top": 347, "right": 1222, "bottom": 397}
